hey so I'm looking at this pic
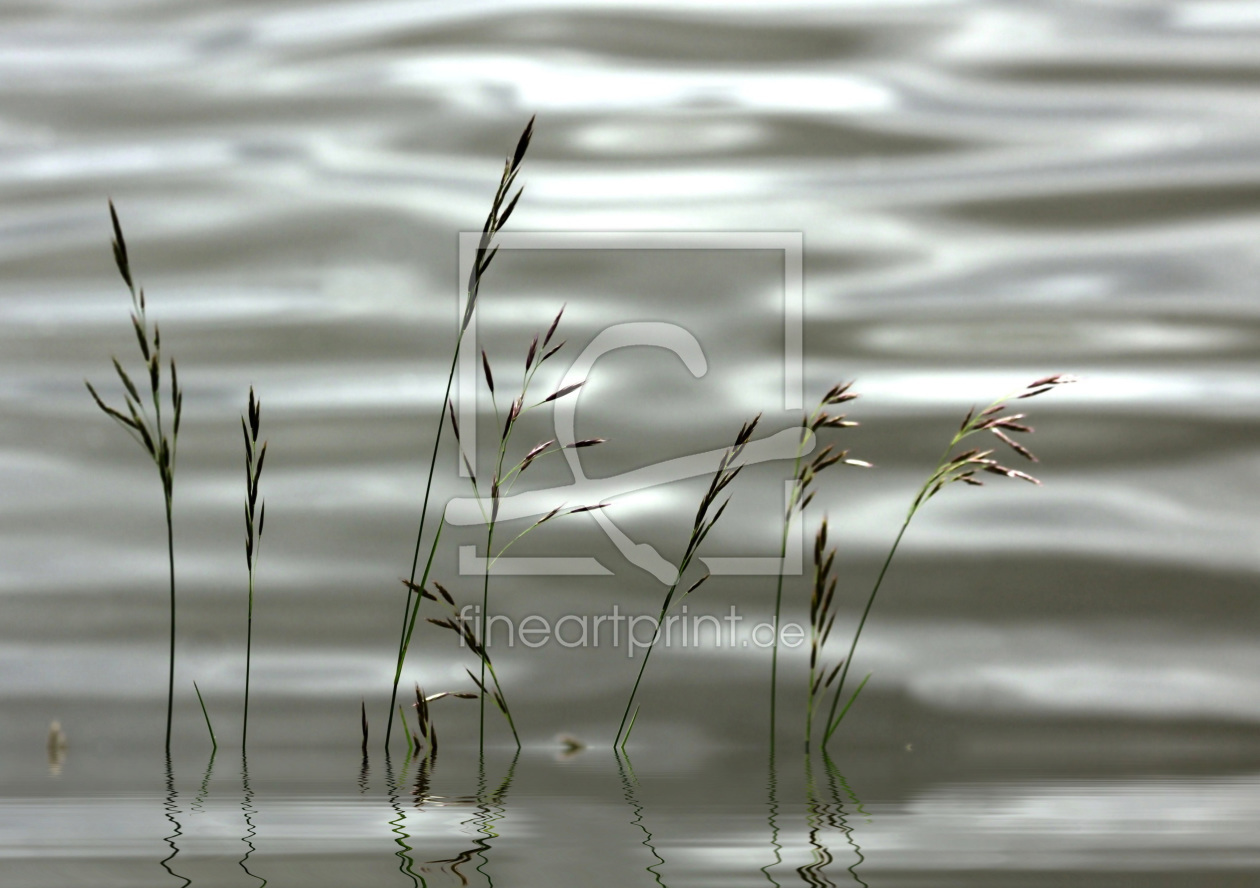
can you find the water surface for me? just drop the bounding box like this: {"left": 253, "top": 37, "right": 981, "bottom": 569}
{"left": 2, "top": 0, "right": 1259, "bottom": 884}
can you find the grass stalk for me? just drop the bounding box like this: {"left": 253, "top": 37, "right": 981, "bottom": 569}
{"left": 385, "top": 350, "right": 458, "bottom": 751}
{"left": 384, "top": 116, "right": 535, "bottom": 752}
{"left": 621, "top": 705, "right": 641, "bottom": 747}
{"left": 805, "top": 521, "right": 831, "bottom": 749}
{"left": 86, "top": 202, "right": 183, "bottom": 754}
{"left": 478, "top": 523, "right": 497, "bottom": 748}
{"left": 194, "top": 682, "right": 217, "bottom": 752}
{"left": 242, "top": 387, "right": 266, "bottom": 751}
{"left": 425, "top": 307, "right": 599, "bottom": 752}
{"left": 822, "top": 673, "right": 870, "bottom": 747}
{"left": 806, "top": 517, "right": 877, "bottom": 750}
{"left": 821, "top": 375, "right": 1076, "bottom": 747}
{"left": 165, "top": 497, "right": 176, "bottom": 750}
{"left": 767, "top": 383, "right": 864, "bottom": 752}
{"left": 398, "top": 704, "right": 413, "bottom": 756}
{"left": 614, "top": 415, "right": 761, "bottom": 749}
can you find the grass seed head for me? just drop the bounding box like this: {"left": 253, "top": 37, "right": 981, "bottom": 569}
{"left": 108, "top": 200, "right": 132, "bottom": 289}
{"left": 525, "top": 333, "right": 539, "bottom": 370}
{"left": 543, "top": 306, "right": 564, "bottom": 349}
{"left": 542, "top": 381, "right": 584, "bottom": 404}
{"left": 481, "top": 349, "right": 495, "bottom": 395}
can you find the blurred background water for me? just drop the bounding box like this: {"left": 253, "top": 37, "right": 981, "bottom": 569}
{"left": 2, "top": 1, "right": 1259, "bottom": 885}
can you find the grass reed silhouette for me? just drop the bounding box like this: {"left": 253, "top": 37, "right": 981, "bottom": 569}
{"left": 242, "top": 387, "right": 267, "bottom": 751}
{"left": 385, "top": 116, "right": 535, "bottom": 752}
{"left": 194, "top": 681, "right": 217, "bottom": 752}
{"left": 614, "top": 415, "right": 761, "bottom": 749}
{"left": 767, "top": 383, "right": 867, "bottom": 751}
{"left": 86, "top": 202, "right": 184, "bottom": 754}
{"left": 407, "top": 683, "right": 476, "bottom": 761}
{"left": 806, "top": 519, "right": 869, "bottom": 752}
{"left": 454, "top": 309, "right": 602, "bottom": 750}
{"left": 420, "top": 576, "right": 557, "bottom": 751}
{"left": 420, "top": 579, "right": 520, "bottom": 746}
{"left": 821, "top": 375, "right": 1076, "bottom": 748}
{"left": 411, "top": 684, "right": 438, "bottom": 761}
{"left": 82, "top": 131, "right": 1076, "bottom": 763}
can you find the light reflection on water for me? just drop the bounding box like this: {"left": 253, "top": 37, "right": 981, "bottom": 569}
{"left": 1, "top": 0, "right": 1259, "bottom": 883}
{"left": 5, "top": 749, "right": 1259, "bottom": 886}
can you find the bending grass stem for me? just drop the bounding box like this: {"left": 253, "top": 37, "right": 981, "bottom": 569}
{"left": 613, "top": 595, "right": 674, "bottom": 749}
{"left": 615, "top": 415, "right": 759, "bottom": 748}
{"left": 386, "top": 343, "right": 464, "bottom": 751}
{"left": 823, "top": 673, "right": 871, "bottom": 746}
{"left": 194, "top": 681, "right": 216, "bottom": 751}
{"left": 614, "top": 557, "right": 694, "bottom": 748}
{"left": 387, "top": 516, "right": 447, "bottom": 749}
{"left": 823, "top": 518, "right": 907, "bottom": 744}
{"left": 386, "top": 117, "right": 533, "bottom": 752}
{"left": 820, "top": 376, "right": 1074, "bottom": 745}
{"left": 822, "top": 397, "right": 994, "bottom": 741}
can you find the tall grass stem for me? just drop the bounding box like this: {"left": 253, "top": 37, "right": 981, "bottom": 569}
{"left": 86, "top": 202, "right": 183, "bottom": 754}
{"left": 242, "top": 387, "right": 266, "bottom": 752}
{"left": 615, "top": 416, "right": 760, "bottom": 748}
{"left": 385, "top": 117, "right": 534, "bottom": 751}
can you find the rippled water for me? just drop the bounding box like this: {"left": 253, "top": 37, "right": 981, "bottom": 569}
{"left": 3, "top": 1, "right": 1259, "bottom": 885}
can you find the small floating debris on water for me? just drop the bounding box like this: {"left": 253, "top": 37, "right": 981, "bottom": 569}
{"left": 47, "top": 721, "right": 67, "bottom": 775}
{"left": 555, "top": 733, "right": 586, "bottom": 759}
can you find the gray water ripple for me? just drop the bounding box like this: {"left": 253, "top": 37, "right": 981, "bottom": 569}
{"left": 2, "top": 2, "right": 1260, "bottom": 882}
